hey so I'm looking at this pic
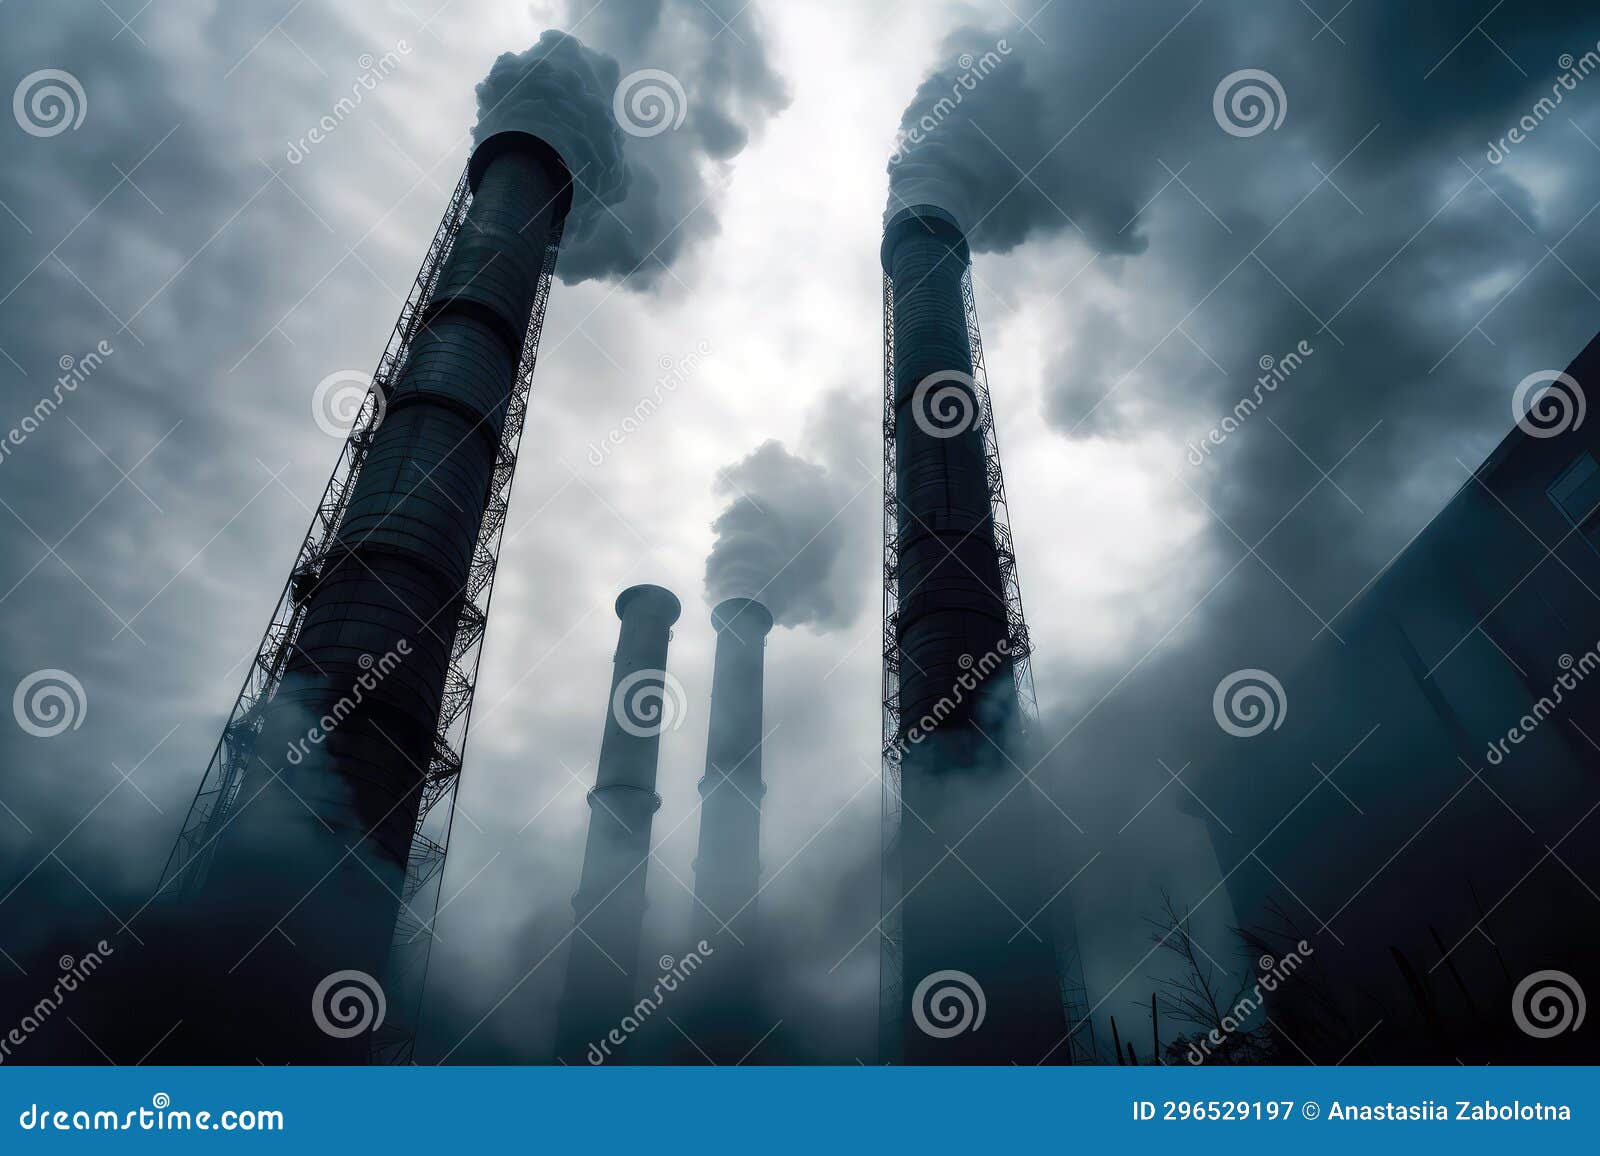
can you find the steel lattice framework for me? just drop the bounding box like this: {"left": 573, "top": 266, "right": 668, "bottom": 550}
{"left": 157, "top": 161, "right": 563, "bottom": 1064}
{"left": 878, "top": 269, "right": 1092, "bottom": 1062}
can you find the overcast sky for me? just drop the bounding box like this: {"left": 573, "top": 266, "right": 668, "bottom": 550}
{"left": 3, "top": 0, "right": 1599, "bottom": 1063}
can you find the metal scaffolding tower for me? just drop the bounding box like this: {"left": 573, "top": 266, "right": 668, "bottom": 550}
{"left": 157, "top": 160, "right": 564, "bottom": 1064}
{"left": 878, "top": 266, "right": 1091, "bottom": 1062}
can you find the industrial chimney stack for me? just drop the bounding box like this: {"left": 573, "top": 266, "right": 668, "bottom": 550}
{"left": 685, "top": 596, "right": 774, "bottom": 1059}
{"left": 165, "top": 129, "right": 575, "bottom": 1062}
{"left": 554, "top": 584, "right": 682, "bottom": 1063}
{"left": 879, "top": 203, "right": 1072, "bottom": 1063}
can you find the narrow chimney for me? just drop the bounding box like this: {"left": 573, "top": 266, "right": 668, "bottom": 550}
{"left": 555, "top": 584, "right": 682, "bottom": 1063}
{"left": 685, "top": 596, "right": 773, "bottom": 1059}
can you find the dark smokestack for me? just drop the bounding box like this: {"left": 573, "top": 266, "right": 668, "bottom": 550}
{"left": 685, "top": 596, "right": 773, "bottom": 1059}
{"left": 554, "top": 584, "right": 682, "bottom": 1064}
{"left": 189, "top": 129, "right": 575, "bottom": 1062}
{"left": 881, "top": 203, "right": 1067, "bottom": 1063}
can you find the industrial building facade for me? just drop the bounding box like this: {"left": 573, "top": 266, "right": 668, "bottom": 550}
{"left": 1187, "top": 334, "right": 1600, "bottom": 1063}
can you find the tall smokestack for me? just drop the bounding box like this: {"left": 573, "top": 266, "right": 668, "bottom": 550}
{"left": 554, "top": 584, "right": 682, "bottom": 1064}
{"left": 685, "top": 596, "right": 773, "bottom": 1059}
{"left": 880, "top": 203, "right": 1068, "bottom": 1063}
{"left": 182, "top": 130, "right": 575, "bottom": 1061}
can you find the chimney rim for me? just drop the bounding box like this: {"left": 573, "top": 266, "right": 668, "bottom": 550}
{"left": 615, "top": 583, "right": 682, "bottom": 624}
{"left": 710, "top": 596, "right": 774, "bottom": 637}
{"left": 467, "top": 129, "right": 575, "bottom": 221}
{"left": 881, "top": 203, "right": 969, "bottom": 274}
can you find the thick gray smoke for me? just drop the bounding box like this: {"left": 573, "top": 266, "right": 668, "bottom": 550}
{"left": 527, "top": 1, "right": 788, "bottom": 285}
{"left": 703, "top": 441, "right": 864, "bottom": 631}
{"left": 471, "top": 32, "right": 629, "bottom": 252}
{"left": 883, "top": 0, "right": 1600, "bottom": 1059}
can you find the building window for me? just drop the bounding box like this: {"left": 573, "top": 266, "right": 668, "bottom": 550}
{"left": 1548, "top": 452, "right": 1600, "bottom": 549}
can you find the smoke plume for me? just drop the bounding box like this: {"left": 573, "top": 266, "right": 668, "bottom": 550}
{"left": 471, "top": 31, "right": 629, "bottom": 254}
{"left": 487, "top": 3, "right": 788, "bottom": 287}
{"left": 703, "top": 441, "right": 863, "bottom": 630}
